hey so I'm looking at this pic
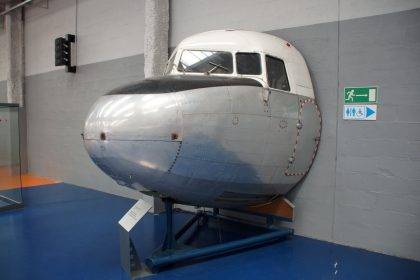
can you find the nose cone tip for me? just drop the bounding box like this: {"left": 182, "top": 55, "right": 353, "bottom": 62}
{"left": 83, "top": 90, "right": 183, "bottom": 193}
{"left": 84, "top": 92, "right": 181, "bottom": 142}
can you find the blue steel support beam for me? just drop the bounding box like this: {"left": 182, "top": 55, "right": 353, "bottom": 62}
{"left": 162, "top": 199, "right": 176, "bottom": 250}
{"left": 175, "top": 211, "right": 203, "bottom": 240}
{"left": 145, "top": 227, "right": 293, "bottom": 271}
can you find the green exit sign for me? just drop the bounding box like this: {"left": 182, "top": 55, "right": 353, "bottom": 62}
{"left": 344, "top": 87, "right": 377, "bottom": 104}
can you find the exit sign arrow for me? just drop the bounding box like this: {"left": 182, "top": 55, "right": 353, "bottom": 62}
{"left": 366, "top": 106, "right": 375, "bottom": 118}
{"left": 344, "top": 87, "right": 377, "bottom": 104}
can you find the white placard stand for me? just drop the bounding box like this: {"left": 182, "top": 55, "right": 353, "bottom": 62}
{"left": 119, "top": 199, "right": 152, "bottom": 279}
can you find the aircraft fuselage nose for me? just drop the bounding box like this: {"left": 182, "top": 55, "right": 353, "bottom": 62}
{"left": 82, "top": 92, "right": 183, "bottom": 188}
{"left": 83, "top": 93, "right": 182, "bottom": 143}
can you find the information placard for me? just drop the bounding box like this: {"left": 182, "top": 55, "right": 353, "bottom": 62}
{"left": 119, "top": 199, "right": 152, "bottom": 232}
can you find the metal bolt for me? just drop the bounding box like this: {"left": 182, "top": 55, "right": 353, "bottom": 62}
{"left": 232, "top": 116, "right": 239, "bottom": 125}
{"left": 279, "top": 120, "right": 287, "bottom": 129}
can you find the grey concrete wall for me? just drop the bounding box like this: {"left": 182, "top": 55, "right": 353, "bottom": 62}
{"left": 5, "top": 4, "right": 24, "bottom": 106}
{"left": 0, "top": 32, "right": 6, "bottom": 81}
{"left": 0, "top": 81, "right": 6, "bottom": 103}
{"left": 25, "top": 55, "right": 146, "bottom": 200}
{"left": 0, "top": 31, "right": 7, "bottom": 82}
{"left": 335, "top": 9, "right": 420, "bottom": 261}
{"left": 144, "top": 0, "right": 169, "bottom": 77}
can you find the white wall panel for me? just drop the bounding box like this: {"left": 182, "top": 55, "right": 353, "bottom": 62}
{"left": 76, "top": 0, "right": 145, "bottom": 66}
{"left": 0, "top": 30, "right": 7, "bottom": 81}
{"left": 20, "top": 0, "right": 420, "bottom": 76}
{"left": 340, "top": 0, "right": 420, "bottom": 20}
{"left": 24, "top": 0, "right": 145, "bottom": 76}
{"left": 170, "top": 0, "right": 339, "bottom": 46}
{"left": 25, "top": 0, "right": 77, "bottom": 76}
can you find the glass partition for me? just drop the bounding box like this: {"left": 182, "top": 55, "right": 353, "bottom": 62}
{"left": 0, "top": 103, "right": 23, "bottom": 211}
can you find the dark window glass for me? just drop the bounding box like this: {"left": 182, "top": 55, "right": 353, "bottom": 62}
{"left": 236, "top": 53, "right": 261, "bottom": 75}
{"left": 266, "top": 55, "right": 290, "bottom": 91}
{"left": 177, "top": 50, "right": 233, "bottom": 74}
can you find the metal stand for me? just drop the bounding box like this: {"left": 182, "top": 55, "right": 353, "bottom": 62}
{"left": 0, "top": 195, "right": 24, "bottom": 212}
{"left": 162, "top": 198, "right": 176, "bottom": 250}
{"left": 144, "top": 199, "right": 294, "bottom": 273}
{"left": 120, "top": 226, "right": 141, "bottom": 273}
{"left": 119, "top": 199, "right": 153, "bottom": 279}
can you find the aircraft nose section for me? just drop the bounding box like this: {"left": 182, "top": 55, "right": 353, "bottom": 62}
{"left": 83, "top": 92, "right": 183, "bottom": 188}
{"left": 83, "top": 93, "right": 182, "bottom": 142}
{"left": 83, "top": 135, "right": 182, "bottom": 189}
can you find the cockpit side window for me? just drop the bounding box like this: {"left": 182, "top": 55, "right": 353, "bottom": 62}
{"left": 236, "top": 53, "right": 261, "bottom": 75}
{"left": 266, "top": 55, "right": 290, "bottom": 91}
{"left": 177, "top": 50, "right": 233, "bottom": 74}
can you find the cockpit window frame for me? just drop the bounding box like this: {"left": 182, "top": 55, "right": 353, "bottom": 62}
{"left": 265, "top": 55, "right": 291, "bottom": 92}
{"left": 164, "top": 48, "right": 178, "bottom": 75}
{"left": 176, "top": 49, "right": 234, "bottom": 75}
{"left": 235, "top": 52, "right": 262, "bottom": 75}
{"left": 167, "top": 49, "right": 291, "bottom": 93}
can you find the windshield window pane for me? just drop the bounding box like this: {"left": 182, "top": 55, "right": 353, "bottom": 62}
{"left": 177, "top": 50, "right": 233, "bottom": 74}
{"left": 266, "top": 55, "right": 290, "bottom": 91}
{"left": 236, "top": 53, "right": 261, "bottom": 75}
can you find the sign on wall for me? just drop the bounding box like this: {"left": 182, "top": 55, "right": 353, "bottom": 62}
{"left": 344, "top": 87, "right": 377, "bottom": 104}
{"left": 343, "top": 86, "right": 378, "bottom": 121}
{"left": 343, "top": 104, "right": 377, "bottom": 120}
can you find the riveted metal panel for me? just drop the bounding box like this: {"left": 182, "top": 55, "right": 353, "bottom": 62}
{"left": 84, "top": 139, "right": 181, "bottom": 189}
{"left": 84, "top": 93, "right": 183, "bottom": 142}
{"left": 285, "top": 98, "right": 321, "bottom": 176}
{"left": 269, "top": 89, "right": 299, "bottom": 119}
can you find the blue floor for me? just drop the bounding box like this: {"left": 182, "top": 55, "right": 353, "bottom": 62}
{"left": 0, "top": 183, "right": 419, "bottom": 280}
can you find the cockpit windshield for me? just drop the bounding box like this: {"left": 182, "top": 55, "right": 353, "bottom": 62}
{"left": 177, "top": 50, "right": 233, "bottom": 74}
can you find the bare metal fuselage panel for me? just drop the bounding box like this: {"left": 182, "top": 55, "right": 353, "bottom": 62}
{"left": 84, "top": 76, "right": 321, "bottom": 207}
